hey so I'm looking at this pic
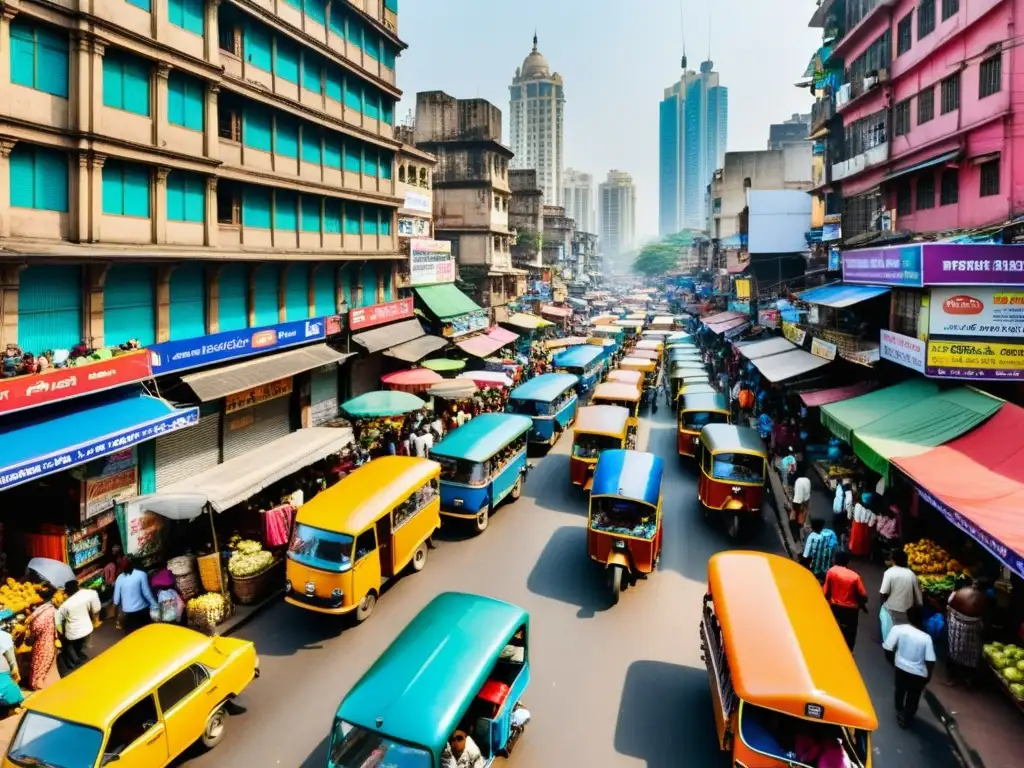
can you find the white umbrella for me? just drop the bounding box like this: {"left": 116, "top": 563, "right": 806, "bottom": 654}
{"left": 27, "top": 557, "right": 76, "bottom": 588}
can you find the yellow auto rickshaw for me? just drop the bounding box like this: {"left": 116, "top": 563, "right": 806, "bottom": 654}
{"left": 697, "top": 424, "right": 768, "bottom": 538}
{"left": 571, "top": 405, "right": 632, "bottom": 488}
{"left": 285, "top": 456, "right": 441, "bottom": 622}
{"left": 619, "top": 356, "right": 657, "bottom": 391}
{"left": 701, "top": 551, "right": 878, "bottom": 766}
{"left": 591, "top": 382, "right": 642, "bottom": 445}
{"left": 678, "top": 392, "right": 730, "bottom": 457}
{"left": 607, "top": 369, "right": 644, "bottom": 393}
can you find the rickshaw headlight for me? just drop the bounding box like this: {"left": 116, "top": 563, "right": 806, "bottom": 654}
{"left": 305, "top": 581, "right": 315, "bottom": 596}
{"left": 284, "top": 579, "right": 292, "bottom": 593}
{"left": 613, "top": 540, "right": 627, "bottom": 551}
{"left": 454, "top": 498, "right": 464, "bottom": 507}
{"left": 731, "top": 486, "right": 741, "bottom": 494}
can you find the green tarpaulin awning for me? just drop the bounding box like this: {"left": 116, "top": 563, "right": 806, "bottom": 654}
{"left": 852, "top": 388, "right": 1003, "bottom": 480}
{"left": 820, "top": 379, "right": 938, "bottom": 443}
{"left": 415, "top": 284, "right": 482, "bottom": 320}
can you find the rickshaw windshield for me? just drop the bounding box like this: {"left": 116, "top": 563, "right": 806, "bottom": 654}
{"left": 436, "top": 455, "right": 487, "bottom": 485}
{"left": 738, "top": 704, "right": 869, "bottom": 768}
{"left": 288, "top": 524, "right": 354, "bottom": 573}
{"left": 590, "top": 497, "right": 657, "bottom": 539}
{"left": 328, "top": 720, "right": 431, "bottom": 768}
{"left": 573, "top": 433, "right": 622, "bottom": 458}
{"left": 507, "top": 399, "right": 539, "bottom": 416}
{"left": 682, "top": 410, "right": 729, "bottom": 430}
{"left": 711, "top": 452, "right": 764, "bottom": 483}
{"left": 8, "top": 712, "right": 103, "bottom": 768}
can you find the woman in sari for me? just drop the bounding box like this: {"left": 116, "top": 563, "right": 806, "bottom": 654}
{"left": 847, "top": 492, "right": 876, "bottom": 558}
{"left": 26, "top": 602, "right": 60, "bottom": 690}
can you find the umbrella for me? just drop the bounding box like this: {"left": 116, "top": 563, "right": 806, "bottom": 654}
{"left": 27, "top": 557, "right": 76, "bottom": 588}
{"left": 381, "top": 369, "right": 444, "bottom": 394}
{"left": 421, "top": 358, "right": 467, "bottom": 373}
{"left": 457, "top": 371, "right": 513, "bottom": 388}
{"left": 341, "top": 390, "right": 425, "bottom": 418}
{"left": 428, "top": 380, "right": 478, "bottom": 400}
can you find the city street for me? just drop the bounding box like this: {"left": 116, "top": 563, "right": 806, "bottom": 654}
{"left": 186, "top": 407, "right": 957, "bottom": 768}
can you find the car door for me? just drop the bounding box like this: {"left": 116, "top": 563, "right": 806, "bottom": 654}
{"left": 157, "top": 663, "right": 216, "bottom": 758}
{"left": 101, "top": 693, "right": 169, "bottom": 768}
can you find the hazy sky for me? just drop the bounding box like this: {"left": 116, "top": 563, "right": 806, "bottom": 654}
{"left": 395, "top": 0, "right": 821, "bottom": 242}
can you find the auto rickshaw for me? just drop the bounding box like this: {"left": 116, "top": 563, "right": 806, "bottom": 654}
{"left": 618, "top": 356, "right": 657, "bottom": 391}
{"left": 697, "top": 424, "right": 768, "bottom": 538}
{"left": 507, "top": 373, "right": 580, "bottom": 444}
{"left": 678, "top": 383, "right": 717, "bottom": 399}
{"left": 553, "top": 345, "right": 606, "bottom": 395}
{"left": 591, "top": 382, "right": 642, "bottom": 445}
{"left": 570, "top": 405, "right": 631, "bottom": 488}
{"left": 607, "top": 369, "right": 643, "bottom": 393}
{"left": 670, "top": 367, "right": 709, "bottom": 399}
{"left": 635, "top": 339, "right": 665, "bottom": 356}
{"left": 285, "top": 457, "right": 440, "bottom": 621}
{"left": 328, "top": 592, "right": 532, "bottom": 767}
{"left": 588, "top": 450, "right": 664, "bottom": 605}
{"left": 701, "top": 552, "right": 878, "bottom": 766}
{"left": 678, "top": 392, "right": 730, "bottom": 457}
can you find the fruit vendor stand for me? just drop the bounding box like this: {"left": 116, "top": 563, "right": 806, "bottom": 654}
{"left": 340, "top": 391, "right": 431, "bottom": 457}
{"left": 381, "top": 368, "right": 444, "bottom": 394}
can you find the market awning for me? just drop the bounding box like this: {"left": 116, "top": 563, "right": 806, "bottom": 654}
{"left": 702, "top": 310, "right": 746, "bottom": 327}
{"left": 737, "top": 337, "right": 797, "bottom": 360}
{"left": 851, "top": 388, "right": 1003, "bottom": 479}
{"left": 884, "top": 149, "right": 961, "bottom": 183}
{"left": 540, "top": 305, "right": 572, "bottom": 319}
{"left": 894, "top": 405, "right": 1024, "bottom": 578}
{"left": 352, "top": 318, "right": 426, "bottom": 354}
{"left": 505, "top": 312, "right": 553, "bottom": 330}
{"left": 415, "top": 284, "right": 482, "bottom": 319}
{"left": 0, "top": 392, "right": 198, "bottom": 491}
{"left": 489, "top": 327, "right": 519, "bottom": 345}
{"left": 420, "top": 358, "right": 466, "bottom": 373}
{"left": 820, "top": 379, "right": 939, "bottom": 443}
{"left": 125, "top": 427, "right": 354, "bottom": 518}
{"left": 457, "top": 333, "right": 508, "bottom": 359}
{"left": 800, "top": 383, "right": 873, "bottom": 408}
{"left": 383, "top": 334, "right": 448, "bottom": 363}
{"left": 751, "top": 349, "right": 831, "bottom": 383}
{"left": 706, "top": 317, "right": 751, "bottom": 336}
{"left": 182, "top": 344, "right": 352, "bottom": 401}
{"left": 798, "top": 283, "right": 891, "bottom": 308}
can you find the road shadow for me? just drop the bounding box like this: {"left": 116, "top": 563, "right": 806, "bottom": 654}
{"left": 614, "top": 660, "right": 727, "bottom": 768}
{"left": 525, "top": 524, "right": 609, "bottom": 618}
{"left": 299, "top": 734, "right": 331, "bottom": 767}
{"left": 230, "top": 600, "right": 349, "bottom": 657}
{"left": 522, "top": 452, "right": 589, "bottom": 517}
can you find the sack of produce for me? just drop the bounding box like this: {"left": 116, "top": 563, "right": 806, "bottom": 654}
{"left": 186, "top": 592, "right": 229, "bottom": 632}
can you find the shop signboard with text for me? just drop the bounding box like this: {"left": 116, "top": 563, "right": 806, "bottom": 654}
{"left": 83, "top": 448, "right": 138, "bottom": 520}
{"left": 224, "top": 378, "right": 293, "bottom": 414}
{"left": 927, "top": 339, "right": 1024, "bottom": 380}
{"left": 442, "top": 310, "right": 490, "bottom": 339}
{"left": 928, "top": 287, "right": 1024, "bottom": 338}
{"left": 810, "top": 338, "right": 838, "bottom": 361}
{"left": 0, "top": 350, "right": 152, "bottom": 416}
{"left": 149, "top": 317, "right": 338, "bottom": 375}
{"left": 880, "top": 330, "right": 926, "bottom": 373}
{"left": 782, "top": 322, "right": 807, "bottom": 345}
{"left": 409, "top": 239, "right": 455, "bottom": 285}
{"left": 348, "top": 299, "right": 415, "bottom": 331}
{"left": 844, "top": 243, "right": 1024, "bottom": 287}
{"left": 842, "top": 245, "right": 923, "bottom": 287}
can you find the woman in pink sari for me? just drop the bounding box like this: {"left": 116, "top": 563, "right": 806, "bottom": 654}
{"left": 26, "top": 602, "right": 60, "bottom": 690}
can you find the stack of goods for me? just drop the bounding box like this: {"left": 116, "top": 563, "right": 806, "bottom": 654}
{"left": 186, "top": 593, "right": 230, "bottom": 632}
{"left": 984, "top": 643, "right": 1024, "bottom": 704}
{"left": 904, "top": 539, "right": 964, "bottom": 575}
{"left": 0, "top": 580, "right": 45, "bottom": 615}
{"left": 228, "top": 539, "right": 278, "bottom": 605}
{"left": 167, "top": 555, "right": 200, "bottom": 600}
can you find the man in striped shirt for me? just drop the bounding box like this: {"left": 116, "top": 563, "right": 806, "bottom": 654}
{"left": 801, "top": 518, "right": 838, "bottom": 583}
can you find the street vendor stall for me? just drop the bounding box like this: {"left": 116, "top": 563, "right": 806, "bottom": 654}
{"left": 458, "top": 370, "right": 513, "bottom": 389}
{"left": 381, "top": 368, "right": 444, "bottom": 394}
{"left": 421, "top": 358, "right": 467, "bottom": 375}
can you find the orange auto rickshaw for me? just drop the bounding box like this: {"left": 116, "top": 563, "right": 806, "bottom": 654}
{"left": 696, "top": 424, "right": 768, "bottom": 538}
{"left": 570, "top": 405, "right": 631, "bottom": 488}
{"left": 678, "top": 392, "right": 730, "bottom": 457}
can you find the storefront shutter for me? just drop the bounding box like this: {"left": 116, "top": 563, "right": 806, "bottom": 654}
{"left": 155, "top": 411, "right": 222, "bottom": 488}
{"left": 222, "top": 395, "right": 292, "bottom": 462}
{"left": 104, "top": 264, "right": 155, "bottom": 347}
{"left": 218, "top": 263, "right": 248, "bottom": 332}
{"left": 310, "top": 364, "right": 339, "bottom": 425}
{"left": 313, "top": 266, "right": 336, "bottom": 317}
{"left": 18, "top": 265, "right": 83, "bottom": 352}
{"left": 253, "top": 264, "right": 280, "bottom": 327}
{"left": 169, "top": 263, "right": 206, "bottom": 340}
{"left": 285, "top": 263, "right": 309, "bottom": 321}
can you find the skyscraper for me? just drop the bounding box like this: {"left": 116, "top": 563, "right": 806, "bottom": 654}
{"left": 563, "top": 169, "right": 595, "bottom": 234}
{"left": 509, "top": 34, "right": 565, "bottom": 206}
{"left": 599, "top": 171, "right": 637, "bottom": 261}
{"left": 659, "top": 60, "right": 728, "bottom": 235}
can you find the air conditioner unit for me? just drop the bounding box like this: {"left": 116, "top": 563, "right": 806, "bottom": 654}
{"left": 864, "top": 75, "right": 878, "bottom": 90}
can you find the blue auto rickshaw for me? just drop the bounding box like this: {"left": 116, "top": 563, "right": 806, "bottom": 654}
{"left": 431, "top": 413, "right": 532, "bottom": 533}
{"left": 327, "top": 592, "right": 531, "bottom": 767}
{"left": 507, "top": 373, "right": 579, "bottom": 445}
{"left": 553, "top": 345, "right": 605, "bottom": 397}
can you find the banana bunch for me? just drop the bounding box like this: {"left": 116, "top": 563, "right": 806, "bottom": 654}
{"left": 0, "top": 579, "right": 45, "bottom": 614}
{"left": 187, "top": 592, "right": 228, "bottom": 627}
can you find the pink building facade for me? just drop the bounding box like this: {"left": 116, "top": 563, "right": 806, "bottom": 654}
{"left": 810, "top": 0, "right": 1022, "bottom": 241}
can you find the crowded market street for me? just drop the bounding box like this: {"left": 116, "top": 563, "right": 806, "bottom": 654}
{"left": 186, "top": 406, "right": 957, "bottom": 768}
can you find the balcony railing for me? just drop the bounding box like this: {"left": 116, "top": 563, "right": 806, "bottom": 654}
{"left": 811, "top": 97, "right": 834, "bottom": 132}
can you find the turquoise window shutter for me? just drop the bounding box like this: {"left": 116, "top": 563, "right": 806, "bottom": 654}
{"left": 380, "top": 208, "right": 392, "bottom": 236}
{"left": 123, "top": 165, "right": 151, "bottom": 217}
{"left": 171, "top": 0, "right": 206, "bottom": 36}
{"left": 128, "top": 0, "right": 151, "bottom": 9}
{"left": 301, "top": 127, "right": 322, "bottom": 164}
{"left": 385, "top": 0, "right": 398, "bottom": 11}
{"left": 325, "top": 66, "right": 342, "bottom": 101}
{"left": 18, "top": 265, "right": 83, "bottom": 352}
{"left": 285, "top": 263, "right": 310, "bottom": 321}
{"left": 327, "top": 6, "right": 344, "bottom": 37}
{"left": 243, "top": 106, "right": 272, "bottom": 152}
{"left": 168, "top": 71, "right": 204, "bottom": 130}
{"left": 217, "top": 263, "right": 249, "bottom": 331}
{"left": 7, "top": 144, "right": 66, "bottom": 211}
{"left": 346, "top": 16, "right": 362, "bottom": 49}
{"left": 167, "top": 172, "right": 205, "bottom": 222}
{"left": 364, "top": 88, "right": 380, "bottom": 120}
{"left": 324, "top": 135, "right": 342, "bottom": 169}
{"left": 10, "top": 23, "right": 69, "bottom": 97}
{"left": 365, "top": 34, "right": 380, "bottom": 61}
{"left": 383, "top": 45, "right": 397, "bottom": 71}
{"left": 242, "top": 185, "right": 272, "bottom": 228}
{"left": 275, "top": 190, "right": 298, "bottom": 231}
{"left": 301, "top": 196, "right": 322, "bottom": 232}
{"left": 102, "top": 56, "right": 125, "bottom": 109}
{"left": 102, "top": 163, "right": 126, "bottom": 215}
{"left": 304, "top": 0, "right": 326, "bottom": 24}
{"left": 343, "top": 203, "right": 360, "bottom": 234}
{"left": 344, "top": 77, "right": 362, "bottom": 111}
{"left": 324, "top": 200, "right": 341, "bottom": 233}
{"left": 362, "top": 205, "right": 378, "bottom": 235}
{"left": 243, "top": 24, "right": 272, "bottom": 71}
{"left": 283, "top": 0, "right": 300, "bottom": 8}
{"left": 275, "top": 38, "right": 299, "bottom": 83}
{"left": 301, "top": 54, "right": 322, "bottom": 93}
{"left": 363, "top": 151, "right": 378, "bottom": 177}
{"left": 10, "top": 23, "right": 37, "bottom": 90}
{"left": 104, "top": 264, "right": 156, "bottom": 347}
{"left": 380, "top": 151, "right": 393, "bottom": 179}
{"left": 253, "top": 264, "right": 280, "bottom": 326}
{"left": 339, "top": 266, "right": 353, "bottom": 307}
{"left": 275, "top": 115, "right": 299, "bottom": 158}
{"left": 166, "top": 172, "right": 185, "bottom": 220}
{"left": 382, "top": 99, "right": 394, "bottom": 125}
{"left": 9, "top": 146, "right": 35, "bottom": 208}
{"left": 380, "top": 262, "right": 393, "bottom": 301}
{"left": 360, "top": 265, "right": 377, "bottom": 306}
{"left": 314, "top": 266, "right": 336, "bottom": 317}
{"left": 344, "top": 142, "right": 361, "bottom": 172}
{"left": 123, "top": 59, "right": 151, "bottom": 116}
{"left": 169, "top": 263, "right": 207, "bottom": 340}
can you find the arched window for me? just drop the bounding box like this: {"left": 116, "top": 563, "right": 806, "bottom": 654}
{"left": 419, "top": 168, "right": 428, "bottom": 186}
{"left": 398, "top": 165, "right": 406, "bottom": 183}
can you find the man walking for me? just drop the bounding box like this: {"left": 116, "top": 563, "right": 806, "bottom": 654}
{"left": 790, "top": 468, "right": 812, "bottom": 544}
{"left": 945, "top": 577, "right": 988, "bottom": 687}
{"left": 883, "top": 606, "right": 936, "bottom": 727}
{"left": 800, "top": 518, "right": 838, "bottom": 583}
{"left": 879, "top": 550, "right": 922, "bottom": 640}
{"left": 823, "top": 550, "right": 868, "bottom": 650}
{"left": 55, "top": 580, "right": 101, "bottom": 670}
{"left": 113, "top": 558, "right": 157, "bottom": 634}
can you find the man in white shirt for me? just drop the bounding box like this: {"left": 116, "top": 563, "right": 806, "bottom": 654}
{"left": 879, "top": 550, "right": 922, "bottom": 635}
{"left": 411, "top": 428, "right": 434, "bottom": 458}
{"left": 882, "top": 606, "right": 936, "bottom": 727}
{"left": 55, "top": 579, "right": 101, "bottom": 669}
{"left": 789, "top": 472, "right": 812, "bottom": 543}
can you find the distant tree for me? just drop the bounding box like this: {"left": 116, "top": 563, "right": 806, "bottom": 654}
{"left": 631, "top": 230, "right": 698, "bottom": 277}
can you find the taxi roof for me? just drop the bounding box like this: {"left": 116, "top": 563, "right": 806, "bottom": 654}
{"left": 681, "top": 393, "right": 728, "bottom": 412}
{"left": 607, "top": 370, "right": 643, "bottom": 385}
{"left": 708, "top": 552, "right": 878, "bottom": 729}
{"left": 25, "top": 625, "right": 220, "bottom": 729}
{"left": 593, "top": 382, "right": 642, "bottom": 402}
{"left": 573, "top": 405, "right": 630, "bottom": 435}
{"left": 297, "top": 457, "right": 441, "bottom": 534}
{"left": 699, "top": 424, "right": 766, "bottom": 454}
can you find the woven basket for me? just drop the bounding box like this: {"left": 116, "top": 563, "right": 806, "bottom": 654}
{"left": 198, "top": 554, "right": 225, "bottom": 594}
{"left": 167, "top": 555, "right": 196, "bottom": 577}
{"left": 230, "top": 559, "right": 282, "bottom": 605}
{"left": 186, "top": 596, "right": 233, "bottom": 634}
{"left": 174, "top": 572, "right": 200, "bottom": 601}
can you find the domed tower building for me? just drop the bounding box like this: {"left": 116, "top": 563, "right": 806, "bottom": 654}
{"left": 509, "top": 34, "right": 565, "bottom": 207}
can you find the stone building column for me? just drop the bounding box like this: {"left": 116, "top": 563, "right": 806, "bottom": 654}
{"left": 71, "top": 33, "right": 91, "bottom": 133}
{"left": 0, "top": 139, "right": 16, "bottom": 238}
{"left": 88, "top": 154, "right": 106, "bottom": 243}
{"left": 154, "top": 64, "right": 171, "bottom": 149}
{"left": 86, "top": 264, "right": 110, "bottom": 348}
{"left": 0, "top": 7, "right": 18, "bottom": 118}
{"left": 205, "top": 0, "right": 222, "bottom": 68}
{"left": 206, "top": 264, "right": 221, "bottom": 334}
{"left": 73, "top": 151, "right": 90, "bottom": 243}
{"left": 204, "top": 176, "right": 219, "bottom": 247}
{"left": 205, "top": 85, "right": 220, "bottom": 160}
{"left": 0, "top": 265, "right": 22, "bottom": 349}
{"left": 154, "top": 166, "right": 170, "bottom": 244}
{"left": 155, "top": 265, "right": 175, "bottom": 342}
{"left": 90, "top": 39, "right": 107, "bottom": 136}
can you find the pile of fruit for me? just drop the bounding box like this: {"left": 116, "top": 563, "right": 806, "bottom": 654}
{"left": 228, "top": 539, "right": 274, "bottom": 579}
{"left": 918, "top": 574, "right": 958, "bottom": 597}
{"left": 904, "top": 539, "right": 963, "bottom": 576}
{"left": 985, "top": 643, "right": 1024, "bottom": 700}
{"left": 186, "top": 592, "right": 229, "bottom": 628}
{"left": 0, "top": 579, "right": 45, "bottom": 614}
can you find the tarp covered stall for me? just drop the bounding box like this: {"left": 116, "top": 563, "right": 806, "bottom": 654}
{"left": 799, "top": 383, "right": 873, "bottom": 409}
{"left": 750, "top": 350, "right": 830, "bottom": 383}
{"left": 505, "top": 313, "right": 554, "bottom": 330}
{"left": 456, "top": 328, "right": 521, "bottom": 359}
{"left": 383, "top": 335, "right": 449, "bottom": 363}
{"left": 414, "top": 284, "right": 483, "bottom": 319}
{"left": 540, "top": 305, "right": 572, "bottom": 319}
{"left": 181, "top": 345, "right": 352, "bottom": 401}
{"left": 736, "top": 337, "right": 797, "bottom": 360}
{"left": 820, "top": 379, "right": 939, "bottom": 443}
{"left": 351, "top": 319, "right": 426, "bottom": 354}
{"left": 798, "top": 283, "right": 891, "bottom": 308}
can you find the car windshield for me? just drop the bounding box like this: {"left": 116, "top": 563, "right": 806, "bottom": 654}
{"left": 573, "top": 433, "right": 622, "bottom": 458}
{"left": 8, "top": 712, "right": 103, "bottom": 768}
{"left": 712, "top": 452, "right": 765, "bottom": 483}
{"left": 590, "top": 497, "right": 657, "bottom": 540}
{"left": 328, "top": 721, "right": 431, "bottom": 768}
{"left": 682, "top": 410, "right": 728, "bottom": 430}
{"left": 287, "top": 524, "right": 353, "bottom": 573}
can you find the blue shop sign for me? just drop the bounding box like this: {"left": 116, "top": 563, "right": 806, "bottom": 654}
{"left": 149, "top": 317, "right": 331, "bottom": 375}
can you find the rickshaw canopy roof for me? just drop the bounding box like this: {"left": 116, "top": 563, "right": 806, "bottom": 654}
{"left": 553, "top": 345, "right": 605, "bottom": 369}
{"left": 652, "top": 315, "right": 675, "bottom": 326}
{"left": 670, "top": 362, "right": 705, "bottom": 375}
{"left": 708, "top": 552, "right": 878, "bottom": 729}
{"left": 342, "top": 390, "right": 425, "bottom": 417}
{"left": 682, "top": 393, "right": 729, "bottom": 412}
{"left": 593, "top": 382, "right": 643, "bottom": 402}
{"left": 667, "top": 332, "right": 693, "bottom": 343}
{"left": 699, "top": 424, "right": 767, "bottom": 455}
{"left": 630, "top": 349, "right": 660, "bottom": 361}
{"left": 613, "top": 320, "right": 645, "bottom": 329}
{"left": 296, "top": 457, "right": 441, "bottom": 535}
{"left": 545, "top": 336, "right": 588, "bottom": 350}
{"left": 509, "top": 373, "right": 580, "bottom": 402}
{"left": 430, "top": 413, "right": 533, "bottom": 463}
{"left": 636, "top": 340, "right": 665, "bottom": 351}
{"left": 679, "top": 384, "right": 717, "bottom": 397}
{"left": 337, "top": 592, "right": 529, "bottom": 758}
{"left": 607, "top": 370, "right": 643, "bottom": 386}
{"left": 573, "top": 405, "right": 630, "bottom": 436}
{"left": 641, "top": 330, "right": 670, "bottom": 339}
{"left": 619, "top": 357, "right": 656, "bottom": 371}
{"left": 592, "top": 450, "right": 664, "bottom": 507}
{"left": 593, "top": 325, "right": 624, "bottom": 334}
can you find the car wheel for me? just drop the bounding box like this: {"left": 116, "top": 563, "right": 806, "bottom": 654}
{"left": 474, "top": 507, "right": 490, "bottom": 534}
{"left": 411, "top": 543, "right": 428, "bottom": 572}
{"left": 510, "top": 477, "right": 523, "bottom": 500}
{"left": 355, "top": 592, "right": 377, "bottom": 623}
{"left": 728, "top": 513, "right": 741, "bottom": 539}
{"left": 201, "top": 706, "right": 228, "bottom": 750}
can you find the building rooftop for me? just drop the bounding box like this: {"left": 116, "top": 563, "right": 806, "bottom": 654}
{"left": 520, "top": 34, "right": 550, "bottom": 78}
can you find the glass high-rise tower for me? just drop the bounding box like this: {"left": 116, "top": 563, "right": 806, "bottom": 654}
{"left": 659, "top": 61, "right": 728, "bottom": 235}
{"left": 509, "top": 35, "right": 565, "bottom": 206}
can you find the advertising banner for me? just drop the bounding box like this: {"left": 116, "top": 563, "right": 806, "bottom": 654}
{"left": 842, "top": 245, "right": 923, "bottom": 287}
{"left": 927, "top": 339, "right": 1024, "bottom": 380}
{"left": 0, "top": 350, "right": 152, "bottom": 416}
{"left": 442, "top": 310, "right": 490, "bottom": 339}
{"left": 757, "top": 309, "right": 780, "bottom": 329}
{"left": 928, "top": 287, "right": 1024, "bottom": 338}
{"left": 83, "top": 448, "right": 138, "bottom": 520}
{"left": 348, "top": 298, "right": 414, "bottom": 331}
{"left": 782, "top": 322, "right": 807, "bottom": 345}
{"left": 844, "top": 243, "right": 1024, "bottom": 286}
{"left": 810, "top": 338, "right": 838, "bottom": 361}
{"left": 403, "top": 191, "right": 432, "bottom": 214}
{"left": 224, "top": 378, "right": 293, "bottom": 414}
{"left": 409, "top": 239, "right": 455, "bottom": 285}
{"left": 149, "top": 317, "right": 335, "bottom": 375}
{"left": 880, "top": 330, "right": 926, "bottom": 373}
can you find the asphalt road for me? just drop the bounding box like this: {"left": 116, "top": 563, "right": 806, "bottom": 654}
{"left": 185, "top": 406, "right": 956, "bottom": 768}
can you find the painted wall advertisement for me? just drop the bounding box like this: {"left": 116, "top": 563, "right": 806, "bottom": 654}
{"left": 880, "top": 330, "right": 926, "bottom": 373}
{"left": 810, "top": 338, "right": 838, "bottom": 361}
{"left": 398, "top": 217, "right": 431, "bottom": 238}
{"left": 403, "top": 190, "right": 432, "bottom": 214}
{"left": 348, "top": 298, "right": 415, "bottom": 331}
{"left": 409, "top": 239, "right": 455, "bottom": 285}
{"left": 83, "top": 449, "right": 138, "bottom": 521}
{"left": 928, "top": 287, "right": 1024, "bottom": 337}
{"left": 927, "top": 339, "right": 1024, "bottom": 380}
{"left": 782, "top": 322, "right": 807, "bottom": 345}
{"left": 844, "top": 243, "right": 1024, "bottom": 287}
{"left": 224, "top": 377, "right": 293, "bottom": 414}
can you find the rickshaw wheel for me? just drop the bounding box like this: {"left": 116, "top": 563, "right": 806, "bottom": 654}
{"left": 411, "top": 543, "right": 428, "bottom": 572}
{"left": 728, "top": 513, "right": 741, "bottom": 539}
{"left": 609, "top": 566, "right": 623, "bottom": 606}
{"left": 510, "top": 477, "right": 523, "bottom": 500}
{"left": 355, "top": 592, "right": 377, "bottom": 622}
{"left": 201, "top": 706, "right": 228, "bottom": 749}
{"left": 474, "top": 507, "right": 490, "bottom": 534}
